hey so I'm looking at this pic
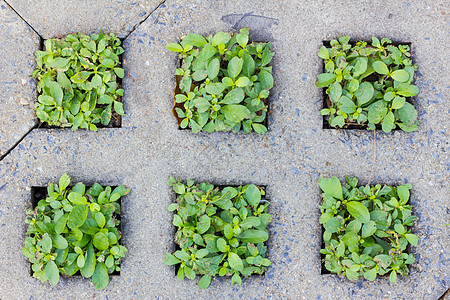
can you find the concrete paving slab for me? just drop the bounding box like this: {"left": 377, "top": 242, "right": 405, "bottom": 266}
{"left": 0, "top": 0, "right": 448, "bottom": 299}
{"left": 5, "top": 0, "right": 164, "bottom": 39}
{"left": 0, "top": 0, "right": 39, "bottom": 158}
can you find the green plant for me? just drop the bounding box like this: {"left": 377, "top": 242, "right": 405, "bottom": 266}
{"left": 319, "top": 176, "right": 418, "bottom": 283}
{"left": 164, "top": 177, "right": 272, "bottom": 288}
{"left": 166, "top": 28, "right": 274, "bottom": 134}
{"left": 316, "top": 36, "right": 419, "bottom": 132}
{"left": 22, "top": 173, "right": 129, "bottom": 289}
{"left": 33, "top": 31, "right": 125, "bottom": 131}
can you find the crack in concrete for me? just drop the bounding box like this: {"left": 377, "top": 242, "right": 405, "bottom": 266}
{"left": 3, "top": 0, "right": 43, "bottom": 39}
{"left": 0, "top": 123, "right": 37, "bottom": 161}
{"left": 123, "top": 0, "right": 167, "bottom": 41}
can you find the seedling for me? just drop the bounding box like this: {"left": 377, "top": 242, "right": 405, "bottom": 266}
{"left": 22, "top": 173, "right": 129, "bottom": 289}
{"left": 319, "top": 176, "right": 418, "bottom": 282}
{"left": 167, "top": 28, "right": 274, "bottom": 134}
{"left": 164, "top": 177, "right": 272, "bottom": 288}
{"left": 316, "top": 36, "right": 419, "bottom": 132}
{"left": 32, "top": 31, "right": 125, "bottom": 131}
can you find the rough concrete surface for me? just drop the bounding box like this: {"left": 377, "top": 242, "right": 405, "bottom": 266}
{"left": 0, "top": 0, "right": 448, "bottom": 299}
{"left": 0, "top": 0, "right": 39, "bottom": 158}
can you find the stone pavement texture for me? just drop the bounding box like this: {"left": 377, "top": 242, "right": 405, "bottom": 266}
{"left": 0, "top": 0, "right": 448, "bottom": 299}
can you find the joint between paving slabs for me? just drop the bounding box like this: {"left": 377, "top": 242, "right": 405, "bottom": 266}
{"left": 0, "top": 123, "right": 38, "bottom": 161}
{"left": 3, "top": 0, "right": 43, "bottom": 40}
{"left": 122, "top": 0, "right": 167, "bottom": 41}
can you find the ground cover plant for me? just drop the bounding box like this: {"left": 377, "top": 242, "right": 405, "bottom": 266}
{"left": 316, "top": 36, "right": 419, "bottom": 132}
{"left": 164, "top": 177, "right": 272, "bottom": 288}
{"left": 33, "top": 31, "right": 125, "bottom": 131}
{"left": 22, "top": 173, "right": 129, "bottom": 289}
{"left": 166, "top": 28, "right": 274, "bottom": 134}
{"left": 319, "top": 176, "right": 418, "bottom": 282}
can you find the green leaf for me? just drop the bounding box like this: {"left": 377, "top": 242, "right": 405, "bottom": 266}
{"left": 372, "top": 61, "right": 389, "bottom": 75}
{"left": 353, "top": 57, "right": 368, "bottom": 77}
{"left": 197, "top": 215, "right": 211, "bottom": 234}
{"left": 228, "top": 57, "right": 243, "bottom": 79}
{"left": 258, "top": 69, "right": 274, "bottom": 90}
{"left": 207, "top": 58, "right": 220, "bottom": 80}
{"left": 98, "top": 94, "right": 114, "bottom": 104}
{"left": 45, "top": 260, "right": 60, "bottom": 286}
{"left": 205, "top": 82, "right": 225, "bottom": 95}
{"left": 368, "top": 100, "right": 387, "bottom": 124}
{"left": 166, "top": 43, "right": 183, "bottom": 52}
{"left": 236, "top": 229, "right": 269, "bottom": 243}
{"left": 39, "top": 233, "right": 53, "bottom": 253}
{"left": 339, "top": 96, "right": 356, "bottom": 114}
{"left": 71, "top": 71, "right": 92, "bottom": 83}
{"left": 183, "top": 33, "right": 207, "bottom": 47}
{"left": 192, "top": 70, "right": 208, "bottom": 81}
{"left": 252, "top": 123, "right": 267, "bottom": 134}
{"left": 55, "top": 214, "right": 68, "bottom": 234}
{"left": 57, "top": 71, "right": 73, "bottom": 94}
{"left": 319, "top": 177, "right": 343, "bottom": 200}
{"left": 49, "top": 81, "right": 63, "bottom": 106}
{"left": 228, "top": 252, "right": 243, "bottom": 271}
{"left": 67, "top": 205, "right": 88, "bottom": 229}
{"left": 329, "top": 82, "right": 342, "bottom": 102}
{"left": 217, "top": 238, "right": 228, "bottom": 252}
{"left": 355, "top": 82, "right": 374, "bottom": 106}
{"left": 325, "top": 217, "right": 341, "bottom": 233}
{"left": 389, "top": 270, "right": 397, "bottom": 283}
{"left": 93, "top": 232, "right": 109, "bottom": 251}
{"left": 245, "top": 184, "right": 261, "bottom": 207}
{"left": 95, "top": 212, "right": 106, "bottom": 228}
{"left": 236, "top": 33, "right": 249, "bottom": 48}
{"left": 92, "top": 262, "right": 109, "bottom": 290}
{"left": 101, "top": 58, "right": 115, "bottom": 68}
{"left": 364, "top": 268, "right": 377, "bottom": 281}
{"left": 173, "top": 214, "right": 183, "bottom": 227}
{"left": 342, "top": 231, "right": 358, "bottom": 246}
{"left": 173, "top": 183, "right": 185, "bottom": 194}
{"left": 221, "top": 105, "right": 251, "bottom": 123}
{"left": 164, "top": 253, "right": 181, "bottom": 265}
{"left": 242, "top": 53, "right": 255, "bottom": 77}
{"left": 68, "top": 192, "right": 87, "bottom": 205}
{"left": 405, "top": 234, "right": 418, "bottom": 246}
{"left": 114, "top": 67, "right": 125, "bottom": 78}
{"left": 391, "top": 70, "right": 409, "bottom": 82}
{"left": 397, "top": 102, "right": 418, "bottom": 126}
{"left": 316, "top": 73, "right": 336, "bottom": 87}
{"left": 52, "top": 234, "right": 68, "bottom": 249}
{"left": 394, "top": 223, "right": 405, "bottom": 235}
{"left": 361, "top": 220, "right": 377, "bottom": 238}
{"left": 212, "top": 31, "right": 230, "bottom": 46}
{"left": 395, "top": 83, "right": 419, "bottom": 97}
{"left": 318, "top": 46, "right": 329, "bottom": 60}
{"left": 77, "top": 253, "right": 85, "bottom": 268}
{"left": 221, "top": 88, "right": 245, "bottom": 105}
{"left": 397, "top": 185, "right": 410, "bottom": 203}
{"left": 391, "top": 96, "right": 405, "bottom": 109}
{"left": 381, "top": 111, "right": 395, "bottom": 133}
{"left": 346, "top": 201, "right": 370, "bottom": 223}
{"left": 114, "top": 101, "right": 125, "bottom": 116}
{"left": 81, "top": 242, "right": 96, "bottom": 278}
{"left": 59, "top": 173, "right": 71, "bottom": 191}
{"left": 48, "top": 57, "right": 69, "bottom": 70}
{"left": 198, "top": 275, "right": 212, "bottom": 289}
{"left": 235, "top": 76, "right": 251, "bottom": 87}
{"left": 231, "top": 272, "right": 242, "bottom": 285}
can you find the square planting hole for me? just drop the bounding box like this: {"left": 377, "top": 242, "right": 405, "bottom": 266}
{"left": 170, "top": 28, "right": 274, "bottom": 134}
{"left": 25, "top": 178, "right": 129, "bottom": 286}
{"left": 34, "top": 32, "right": 125, "bottom": 131}
{"left": 319, "top": 38, "right": 419, "bottom": 132}
{"left": 166, "top": 178, "right": 271, "bottom": 288}
{"left": 319, "top": 176, "right": 417, "bottom": 283}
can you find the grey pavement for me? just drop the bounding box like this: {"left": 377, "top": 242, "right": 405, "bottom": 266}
{"left": 0, "top": 0, "right": 448, "bottom": 299}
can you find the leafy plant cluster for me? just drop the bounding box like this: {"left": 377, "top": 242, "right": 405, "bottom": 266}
{"left": 316, "top": 36, "right": 420, "bottom": 132}
{"left": 319, "top": 176, "right": 418, "bottom": 282}
{"left": 167, "top": 28, "right": 274, "bottom": 134}
{"left": 164, "top": 177, "right": 272, "bottom": 289}
{"left": 22, "top": 174, "right": 129, "bottom": 289}
{"left": 33, "top": 31, "right": 125, "bottom": 131}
